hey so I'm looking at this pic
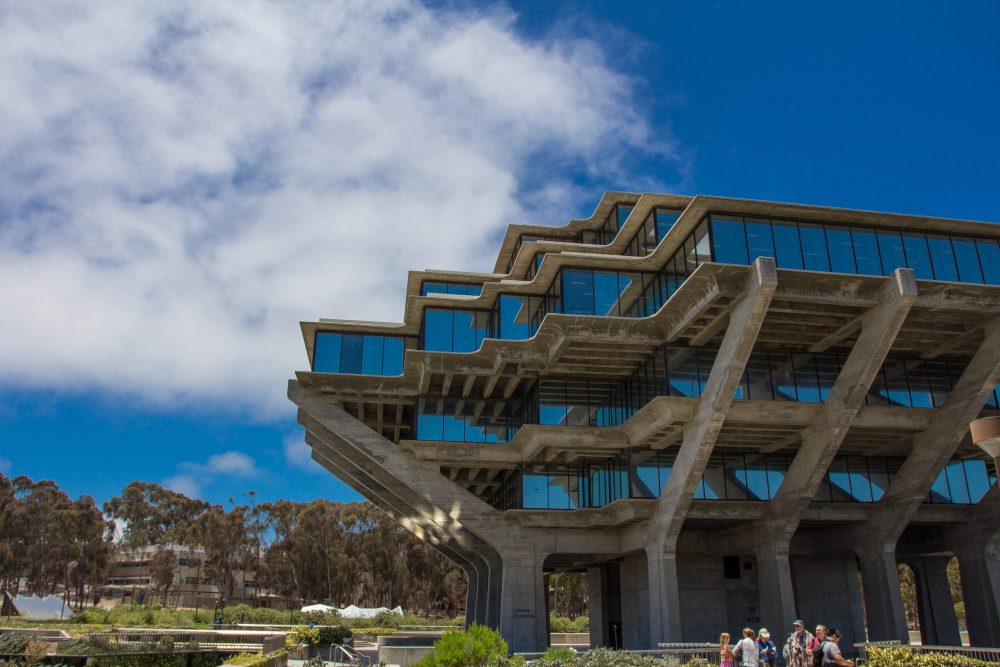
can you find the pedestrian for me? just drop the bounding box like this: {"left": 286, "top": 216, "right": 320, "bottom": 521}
{"left": 820, "top": 628, "right": 854, "bottom": 666}
{"left": 734, "top": 627, "right": 759, "bottom": 667}
{"left": 809, "top": 625, "right": 827, "bottom": 652}
{"left": 756, "top": 627, "right": 777, "bottom": 666}
{"left": 720, "top": 631, "right": 733, "bottom": 667}
{"left": 783, "top": 619, "right": 814, "bottom": 667}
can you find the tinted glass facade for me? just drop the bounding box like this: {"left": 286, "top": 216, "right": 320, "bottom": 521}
{"left": 313, "top": 332, "right": 412, "bottom": 376}
{"left": 709, "top": 215, "right": 1000, "bottom": 285}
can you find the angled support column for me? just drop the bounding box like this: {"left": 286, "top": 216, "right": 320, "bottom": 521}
{"left": 858, "top": 542, "right": 910, "bottom": 642}
{"left": 950, "top": 490, "right": 1000, "bottom": 647}
{"left": 755, "top": 541, "right": 798, "bottom": 642}
{"left": 907, "top": 556, "right": 961, "bottom": 647}
{"left": 498, "top": 546, "right": 549, "bottom": 653}
{"left": 859, "top": 318, "right": 1000, "bottom": 547}
{"left": 646, "top": 257, "right": 777, "bottom": 644}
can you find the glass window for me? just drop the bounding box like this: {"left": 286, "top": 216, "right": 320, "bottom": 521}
{"left": 877, "top": 230, "right": 907, "bottom": 276}
{"left": 903, "top": 360, "right": 933, "bottom": 408}
{"left": 868, "top": 459, "right": 890, "bottom": 501}
{"left": 851, "top": 228, "right": 882, "bottom": 275}
{"left": 799, "top": 224, "right": 830, "bottom": 271}
{"left": 701, "top": 461, "right": 725, "bottom": 500}
{"left": 827, "top": 458, "right": 852, "bottom": 501}
{"left": 562, "top": 270, "right": 596, "bottom": 315}
{"left": 902, "top": 233, "right": 934, "bottom": 279}
{"left": 694, "top": 221, "right": 713, "bottom": 264}
{"left": 846, "top": 457, "right": 873, "bottom": 502}
{"left": 744, "top": 456, "right": 770, "bottom": 500}
{"left": 825, "top": 226, "right": 857, "bottom": 274}
{"left": 710, "top": 216, "right": 748, "bottom": 264}
{"left": 656, "top": 210, "right": 682, "bottom": 242}
{"left": 925, "top": 360, "right": 952, "bottom": 407}
{"left": 723, "top": 454, "right": 748, "bottom": 500}
{"left": 815, "top": 354, "right": 841, "bottom": 401}
{"left": 977, "top": 240, "right": 1000, "bottom": 285}
{"left": 952, "top": 238, "right": 984, "bottom": 284}
{"left": 423, "top": 309, "right": 454, "bottom": 352}
{"left": 928, "top": 468, "right": 952, "bottom": 503}
{"left": 744, "top": 353, "right": 774, "bottom": 400}
{"left": 361, "top": 335, "right": 384, "bottom": 374}
{"left": 745, "top": 219, "right": 775, "bottom": 262}
{"left": 791, "top": 354, "right": 821, "bottom": 403}
{"left": 769, "top": 352, "right": 798, "bottom": 401}
{"left": 382, "top": 336, "right": 405, "bottom": 376}
{"left": 340, "top": 334, "right": 364, "bottom": 373}
{"left": 772, "top": 222, "right": 803, "bottom": 270}
{"left": 313, "top": 332, "right": 342, "bottom": 373}
{"left": 927, "top": 234, "right": 958, "bottom": 281}
{"left": 617, "top": 204, "right": 634, "bottom": 228}
{"left": 421, "top": 282, "right": 448, "bottom": 296}
{"left": 594, "top": 272, "right": 622, "bottom": 316}
{"left": 522, "top": 473, "right": 549, "bottom": 509}
{"left": 498, "top": 295, "right": 529, "bottom": 340}
{"left": 945, "top": 462, "right": 971, "bottom": 504}
{"left": 416, "top": 400, "right": 444, "bottom": 440}
{"left": 451, "top": 311, "right": 476, "bottom": 352}
{"left": 964, "top": 460, "right": 993, "bottom": 503}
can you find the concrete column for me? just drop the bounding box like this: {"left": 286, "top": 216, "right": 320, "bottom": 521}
{"left": 498, "top": 548, "right": 548, "bottom": 653}
{"left": 646, "top": 546, "right": 683, "bottom": 645}
{"left": 955, "top": 543, "right": 1000, "bottom": 647}
{"left": 587, "top": 567, "right": 607, "bottom": 648}
{"left": 755, "top": 541, "right": 797, "bottom": 640}
{"left": 620, "top": 552, "right": 651, "bottom": 649}
{"left": 908, "top": 556, "right": 961, "bottom": 647}
{"left": 858, "top": 546, "right": 909, "bottom": 643}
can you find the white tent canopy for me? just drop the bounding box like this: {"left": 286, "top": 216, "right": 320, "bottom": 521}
{"left": 338, "top": 605, "right": 403, "bottom": 619}
{"left": 300, "top": 603, "right": 336, "bottom": 613}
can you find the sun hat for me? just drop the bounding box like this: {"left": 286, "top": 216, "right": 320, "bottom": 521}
{"left": 759, "top": 628, "right": 770, "bottom": 639}
{"left": 793, "top": 619, "right": 805, "bottom": 626}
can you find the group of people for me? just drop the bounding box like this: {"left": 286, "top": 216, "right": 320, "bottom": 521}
{"left": 719, "top": 620, "right": 854, "bottom": 667}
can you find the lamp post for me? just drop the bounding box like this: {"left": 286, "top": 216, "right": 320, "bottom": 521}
{"left": 970, "top": 416, "right": 1000, "bottom": 483}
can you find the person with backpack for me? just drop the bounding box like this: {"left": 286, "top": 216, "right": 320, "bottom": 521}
{"left": 733, "top": 627, "right": 759, "bottom": 667}
{"left": 819, "top": 628, "right": 854, "bottom": 667}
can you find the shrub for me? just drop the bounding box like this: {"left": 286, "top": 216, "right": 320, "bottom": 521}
{"left": 549, "top": 616, "right": 590, "bottom": 633}
{"left": 0, "top": 633, "right": 30, "bottom": 654}
{"left": 414, "top": 624, "right": 508, "bottom": 667}
{"left": 864, "top": 646, "right": 997, "bottom": 667}
{"left": 538, "top": 645, "right": 576, "bottom": 662}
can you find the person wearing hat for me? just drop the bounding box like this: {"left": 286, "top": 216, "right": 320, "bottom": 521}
{"left": 756, "top": 627, "right": 777, "bottom": 666}
{"left": 783, "top": 619, "right": 814, "bottom": 667}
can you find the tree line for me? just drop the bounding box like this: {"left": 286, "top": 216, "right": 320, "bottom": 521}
{"left": 0, "top": 474, "right": 466, "bottom": 615}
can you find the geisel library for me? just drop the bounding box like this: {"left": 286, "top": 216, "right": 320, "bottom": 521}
{"left": 289, "top": 194, "right": 1000, "bottom": 653}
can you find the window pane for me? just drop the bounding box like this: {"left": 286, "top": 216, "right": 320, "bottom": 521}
{"left": 423, "top": 309, "right": 454, "bottom": 351}
{"left": 745, "top": 219, "right": 775, "bottom": 262}
{"left": 498, "top": 295, "right": 529, "bottom": 340}
{"left": 451, "top": 310, "right": 476, "bottom": 352}
{"left": 701, "top": 459, "right": 725, "bottom": 499}
{"left": 815, "top": 354, "right": 841, "bottom": 401}
{"left": 877, "top": 230, "right": 907, "bottom": 276}
{"left": 744, "top": 456, "right": 769, "bottom": 500}
{"left": 904, "top": 360, "right": 933, "bottom": 408}
{"left": 340, "top": 334, "right": 364, "bottom": 373}
{"left": 694, "top": 221, "right": 713, "bottom": 264}
{"left": 710, "top": 216, "right": 748, "bottom": 264}
{"left": 656, "top": 210, "right": 681, "bottom": 242}
{"left": 772, "top": 222, "right": 803, "bottom": 270}
{"left": 421, "top": 282, "right": 448, "bottom": 296}
{"left": 927, "top": 234, "right": 958, "bottom": 281}
{"left": 977, "top": 240, "right": 1000, "bottom": 285}
{"left": 827, "top": 458, "right": 852, "bottom": 501}
{"left": 522, "top": 473, "right": 548, "bottom": 509}
{"left": 868, "top": 459, "right": 890, "bottom": 501}
{"left": 765, "top": 457, "right": 787, "bottom": 499}
{"left": 826, "top": 226, "right": 857, "bottom": 274}
{"left": 313, "top": 332, "right": 342, "bottom": 372}
{"left": 724, "top": 454, "right": 748, "bottom": 500}
{"left": 791, "top": 354, "right": 820, "bottom": 402}
{"left": 382, "top": 337, "right": 404, "bottom": 376}
{"left": 846, "top": 457, "right": 873, "bottom": 502}
{"left": 851, "top": 228, "right": 882, "bottom": 275}
{"left": 800, "top": 224, "right": 830, "bottom": 271}
{"left": 952, "top": 238, "right": 984, "bottom": 283}
{"left": 925, "top": 360, "right": 952, "bottom": 407}
{"left": 617, "top": 204, "right": 634, "bottom": 228}
{"left": 881, "top": 359, "right": 912, "bottom": 407}
{"left": 562, "top": 270, "right": 595, "bottom": 315}
{"left": 361, "top": 335, "right": 384, "bottom": 374}
{"left": 416, "top": 399, "right": 443, "bottom": 440}
{"left": 965, "top": 460, "right": 992, "bottom": 503}
{"left": 594, "top": 272, "right": 622, "bottom": 316}
{"left": 744, "top": 352, "right": 773, "bottom": 400}
{"left": 769, "top": 352, "right": 798, "bottom": 401}
{"left": 928, "top": 469, "right": 951, "bottom": 503}
{"left": 945, "top": 462, "right": 970, "bottom": 504}
{"left": 902, "top": 233, "right": 934, "bottom": 279}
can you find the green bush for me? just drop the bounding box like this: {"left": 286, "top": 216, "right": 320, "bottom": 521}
{"left": 864, "top": 646, "right": 997, "bottom": 667}
{"left": 414, "top": 624, "right": 508, "bottom": 667}
{"left": 286, "top": 624, "right": 350, "bottom": 646}
{"left": 0, "top": 633, "right": 30, "bottom": 654}
{"left": 538, "top": 646, "right": 576, "bottom": 662}
{"left": 549, "top": 616, "right": 590, "bottom": 633}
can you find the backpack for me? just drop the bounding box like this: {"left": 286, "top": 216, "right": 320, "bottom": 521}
{"left": 811, "top": 640, "right": 828, "bottom": 667}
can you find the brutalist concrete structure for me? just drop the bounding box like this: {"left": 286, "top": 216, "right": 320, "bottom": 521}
{"left": 289, "top": 194, "right": 1000, "bottom": 652}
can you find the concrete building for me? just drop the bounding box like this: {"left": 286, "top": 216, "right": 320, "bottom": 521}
{"left": 101, "top": 545, "right": 285, "bottom": 610}
{"left": 289, "top": 193, "right": 1000, "bottom": 652}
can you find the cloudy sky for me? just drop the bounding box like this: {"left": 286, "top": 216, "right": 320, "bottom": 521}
{"left": 2, "top": 1, "right": 999, "bottom": 507}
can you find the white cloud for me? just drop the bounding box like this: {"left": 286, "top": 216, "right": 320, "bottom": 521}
{"left": 0, "top": 457, "right": 11, "bottom": 475}
{"left": 283, "top": 431, "right": 319, "bottom": 472}
{"left": 164, "top": 449, "right": 259, "bottom": 499}
{"left": 162, "top": 474, "right": 201, "bottom": 499}
{"left": 0, "top": 0, "right": 683, "bottom": 418}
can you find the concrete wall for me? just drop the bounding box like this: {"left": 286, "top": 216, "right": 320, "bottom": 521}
{"left": 792, "top": 554, "right": 866, "bottom": 653}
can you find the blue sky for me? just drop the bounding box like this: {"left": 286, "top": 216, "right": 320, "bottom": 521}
{"left": 1, "top": 1, "right": 998, "bottom": 509}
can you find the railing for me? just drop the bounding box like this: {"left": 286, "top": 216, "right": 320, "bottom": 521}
{"left": 331, "top": 642, "right": 371, "bottom": 666}
{"left": 855, "top": 641, "right": 1000, "bottom": 664}
{"left": 520, "top": 644, "right": 718, "bottom": 663}
{"left": 87, "top": 628, "right": 286, "bottom": 653}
